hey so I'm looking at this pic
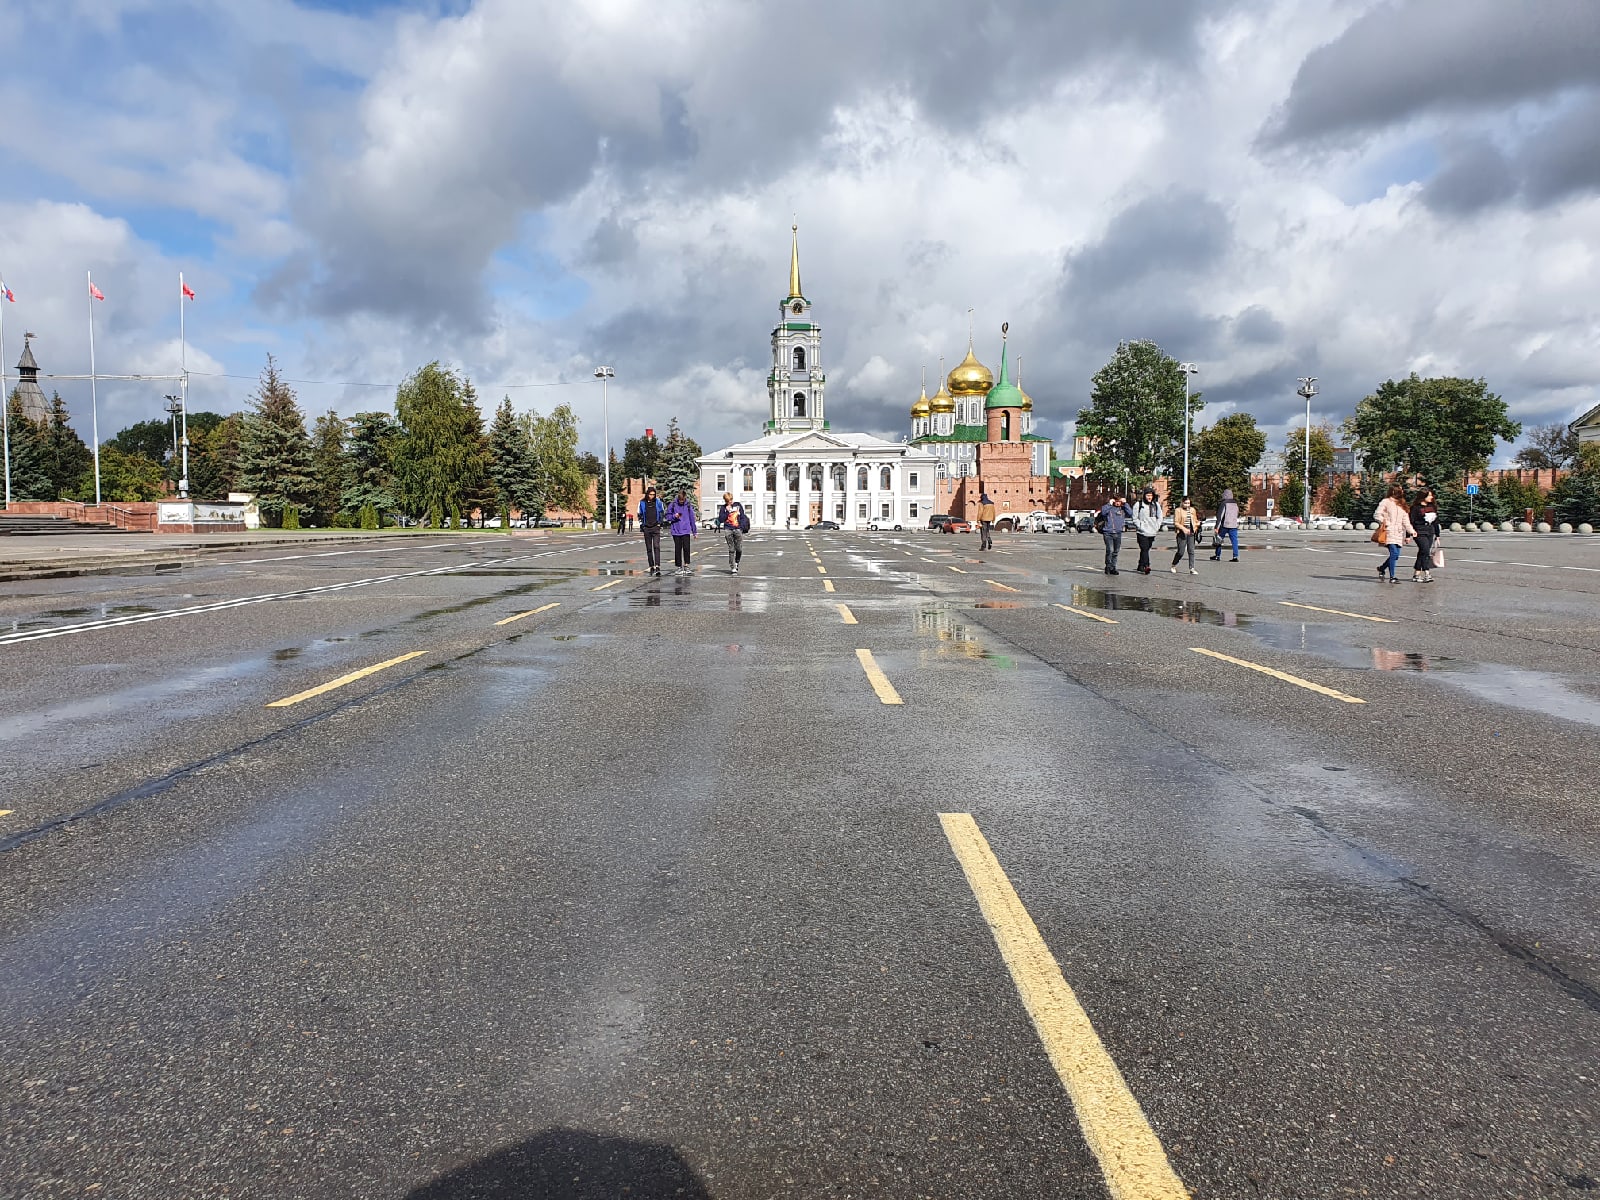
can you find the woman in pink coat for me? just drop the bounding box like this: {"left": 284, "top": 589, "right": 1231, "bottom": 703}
{"left": 1373, "top": 483, "right": 1416, "bottom": 584}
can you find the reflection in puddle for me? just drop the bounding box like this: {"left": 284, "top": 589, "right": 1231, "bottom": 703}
{"left": 914, "top": 605, "right": 1014, "bottom": 665}
{"left": 974, "top": 601, "right": 1024, "bottom": 609}
{"left": 1070, "top": 585, "right": 1242, "bottom": 627}
{"left": 1436, "top": 668, "right": 1600, "bottom": 729}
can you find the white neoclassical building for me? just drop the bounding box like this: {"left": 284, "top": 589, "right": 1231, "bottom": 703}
{"left": 698, "top": 227, "right": 938, "bottom": 529}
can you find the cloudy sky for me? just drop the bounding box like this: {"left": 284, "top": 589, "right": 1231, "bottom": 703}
{"left": 2, "top": 0, "right": 1597, "bottom": 463}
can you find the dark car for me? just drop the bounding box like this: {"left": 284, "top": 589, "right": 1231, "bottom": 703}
{"left": 1072, "top": 514, "right": 1096, "bottom": 533}
{"left": 927, "top": 514, "right": 954, "bottom": 532}
{"left": 806, "top": 520, "right": 841, "bottom": 530}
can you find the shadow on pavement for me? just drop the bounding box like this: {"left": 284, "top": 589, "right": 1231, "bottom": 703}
{"left": 404, "top": 1128, "right": 713, "bottom": 1199}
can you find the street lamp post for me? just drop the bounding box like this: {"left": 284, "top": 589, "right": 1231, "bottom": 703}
{"left": 1296, "top": 377, "right": 1318, "bottom": 525}
{"left": 1178, "top": 362, "right": 1199, "bottom": 496}
{"left": 163, "top": 394, "right": 182, "bottom": 482}
{"left": 593, "top": 366, "right": 615, "bottom": 531}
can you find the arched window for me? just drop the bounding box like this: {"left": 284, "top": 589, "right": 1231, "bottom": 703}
{"left": 793, "top": 392, "right": 806, "bottom": 417}
{"left": 742, "top": 466, "right": 754, "bottom": 491}
{"left": 786, "top": 464, "right": 800, "bottom": 492}
{"left": 1002, "top": 412, "right": 1011, "bottom": 441}
{"left": 793, "top": 346, "right": 806, "bottom": 372}
{"left": 857, "top": 466, "right": 868, "bottom": 490}
{"left": 831, "top": 463, "right": 846, "bottom": 490}
{"left": 766, "top": 465, "right": 777, "bottom": 491}
{"left": 880, "top": 466, "right": 892, "bottom": 490}
{"left": 808, "top": 463, "right": 824, "bottom": 490}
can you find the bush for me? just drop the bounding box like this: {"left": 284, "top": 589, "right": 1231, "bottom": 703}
{"left": 282, "top": 504, "right": 301, "bottom": 530}
{"left": 1435, "top": 483, "right": 1507, "bottom": 525}
{"left": 358, "top": 502, "right": 380, "bottom": 530}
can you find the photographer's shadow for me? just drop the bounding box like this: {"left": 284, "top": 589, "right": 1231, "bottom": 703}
{"left": 405, "top": 1127, "right": 712, "bottom": 1199}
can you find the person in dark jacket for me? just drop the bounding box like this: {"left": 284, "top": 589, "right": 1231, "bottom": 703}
{"left": 716, "top": 491, "right": 749, "bottom": 574}
{"left": 1096, "top": 495, "right": 1129, "bottom": 575}
{"left": 1409, "top": 486, "right": 1439, "bottom": 583}
{"left": 638, "top": 486, "right": 665, "bottom": 576}
{"left": 1210, "top": 489, "right": 1241, "bottom": 561}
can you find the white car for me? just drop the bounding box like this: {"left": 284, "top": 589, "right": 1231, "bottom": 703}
{"left": 1268, "top": 515, "right": 1302, "bottom": 530}
{"left": 1034, "top": 515, "right": 1067, "bottom": 532}
{"left": 1309, "top": 515, "right": 1345, "bottom": 530}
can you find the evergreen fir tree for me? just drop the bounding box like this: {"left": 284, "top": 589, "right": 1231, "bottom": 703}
{"left": 237, "top": 357, "right": 315, "bottom": 527}
{"left": 342, "top": 411, "right": 397, "bottom": 518}
{"left": 1552, "top": 445, "right": 1600, "bottom": 526}
{"left": 40, "top": 393, "right": 93, "bottom": 501}
{"left": 488, "top": 396, "right": 536, "bottom": 528}
{"left": 5, "top": 393, "right": 52, "bottom": 500}
{"left": 189, "top": 413, "right": 243, "bottom": 502}
{"left": 658, "top": 417, "right": 703, "bottom": 507}
{"left": 392, "top": 363, "right": 486, "bottom": 528}
{"left": 310, "top": 410, "right": 352, "bottom": 526}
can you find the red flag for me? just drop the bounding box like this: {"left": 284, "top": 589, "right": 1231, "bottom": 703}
{"left": 89, "top": 282, "right": 105, "bottom": 301}
{"left": 182, "top": 280, "right": 196, "bottom": 300}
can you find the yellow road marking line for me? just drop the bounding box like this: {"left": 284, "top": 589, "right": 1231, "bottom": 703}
{"left": 985, "top": 579, "right": 1019, "bottom": 592}
{"left": 267, "top": 651, "right": 427, "bottom": 708}
{"left": 591, "top": 579, "right": 625, "bottom": 591}
{"left": 1189, "top": 647, "right": 1366, "bottom": 704}
{"left": 0, "top": 810, "right": 12, "bottom": 818}
{"left": 939, "top": 812, "right": 1191, "bottom": 1200}
{"left": 854, "top": 648, "right": 903, "bottom": 705}
{"left": 818, "top": 566, "right": 828, "bottom": 574}
{"left": 950, "top": 566, "right": 967, "bottom": 574}
{"left": 1280, "top": 601, "right": 1394, "bottom": 623}
{"left": 823, "top": 579, "right": 836, "bottom": 592}
{"left": 494, "top": 602, "right": 560, "bottom": 627}
{"left": 1054, "top": 603, "right": 1117, "bottom": 625}
{"left": 837, "top": 603, "right": 858, "bottom": 625}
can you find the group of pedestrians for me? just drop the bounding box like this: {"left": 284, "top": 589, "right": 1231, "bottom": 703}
{"left": 1095, "top": 487, "right": 1240, "bottom": 576}
{"left": 635, "top": 488, "right": 751, "bottom": 576}
{"left": 1372, "top": 483, "right": 1442, "bottom": 583}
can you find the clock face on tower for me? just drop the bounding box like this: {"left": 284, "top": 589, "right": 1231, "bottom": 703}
{"left": 792, "top": 302, "right": 803, "bottom": 314}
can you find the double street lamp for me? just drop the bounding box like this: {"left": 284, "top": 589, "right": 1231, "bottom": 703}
{"left": 593, "top": 366, "right": 615, "bottom": 530}
{"left": 1178, "top": 362, "right": 1199, "bottom": 496}
{"left": 1296, "top": 376, "right": 1318, "bottom": 525}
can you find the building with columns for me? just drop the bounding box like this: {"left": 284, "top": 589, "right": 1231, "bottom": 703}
{"left": 698, "top": 228, "right": 937, "bottom": 529}
{"left": 909, "top": 326, "right": 1057, "bottom": 521}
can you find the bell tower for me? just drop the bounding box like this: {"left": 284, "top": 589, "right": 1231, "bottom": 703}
{"left": 765, "top": 224, "right": 826, "bottom": 434}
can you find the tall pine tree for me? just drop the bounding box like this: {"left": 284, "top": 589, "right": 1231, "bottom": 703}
{"left": 392, "top": 362, "right": 487, "bottom": 528}
{"left": 488, "top": 396, "right": 536, "bottom": 528}
{"left": 5, "top": 394, "right": 52, "bottom": 501}
{"left": 658, "top": 417, "right": 703, "bottom": 508}
{"left": 310, "top": 410, "right": 351, "bottom": 526}
{"left": 237, "top": 357, "right": 315, "bottom": 527}
{"left": 342, "top": 411, "right": 397, "bottom": 519}
{"left": 40, "top": 394, "right": 93, "bottom": 500}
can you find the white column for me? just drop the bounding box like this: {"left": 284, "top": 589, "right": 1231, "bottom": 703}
{"left": 796, "top": 460, "right": 808, "bottom": 528}
{"left": 754, "top": 461, "right": 766, "bottom": 529}
{"left": 821, "top": 462, "right": 833, "bottom": 525}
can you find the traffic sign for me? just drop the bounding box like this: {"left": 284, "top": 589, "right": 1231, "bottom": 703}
{"left": 1466, "top": 484, "right": 1480, "bottom": 495}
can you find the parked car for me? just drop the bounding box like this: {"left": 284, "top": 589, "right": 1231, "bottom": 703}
{"left": 1034, "top": 515, "right": 1067, "bottom": 533}
{"left": 927, "top": 514, "right": 955, "bottom": 532}
{"left": 1199, "top": 516, "right": 1218, "bottom": 533}
{"left": 946, "top": 519, "right": 973, "bottom": 534}
{"left": 806, "top": 520, "right": 841, "bottom": 530}
{"left": 865, "top": 519, "right": 903, "bottom": 531}
{"left": 1268, "top": 515, "right": 1302, "bottom": 530}
{"left": 1309, "top": 515, "right": 1345, "bottom": 530}
{"left": 1072, "top": 514, "right": 1096, "bottom": 533}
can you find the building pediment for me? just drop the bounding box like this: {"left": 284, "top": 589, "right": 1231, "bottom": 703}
{"left": 775, "top": 432, "right": 854, "bottom": 453}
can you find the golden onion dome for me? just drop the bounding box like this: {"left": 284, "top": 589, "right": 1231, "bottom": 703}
{"left": 929, "top": 379, "right": 956, "bottom": 413}
{"left": 911, "top": 387, "right": 932, "bottom": 419}
{"left": 947, "top": 345, "right": 993, "bottom": 396}
{"left": 1019, "top": 384, "right": 1034, "bottom": 411}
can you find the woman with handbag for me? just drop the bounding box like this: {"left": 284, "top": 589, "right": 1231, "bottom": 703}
{"left": 1372, "top": 483, "right": 1416, "bottom": 584}
{"left": 1409, "top": 486, "right": 1440, "bottom": 583}
{"left": 1170, "top": 495, "right": 1200, "bottom": 573}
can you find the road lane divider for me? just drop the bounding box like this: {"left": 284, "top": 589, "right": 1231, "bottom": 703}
{"left": 950, "top": 566, "right": 967, "bottom": 574}
{"left": 0, "top": 810, "right": 13, "bottom": 819}
{"left": 267, "top": 651, "right": 428, "bottom": 709}
{"left": 985, "top": 579, "right": 1020, "bottom": 592}
{"left": 938, "top": 812, "right": 1191, "bottom": 1200}
{"left": 1054, "top": 603, "right": 1117, "bottom": 625}
{"left": 1189, "top": 647, "right": 1366, "bottom": 704}
{"left": 854, "top": 649, "right": 903, "bottom": 705}
{"left": 591, "top": 579, "right": 625, "bottom": 591}
{"left": 836, "top": 604, "right": 858, "bottom": 625}
{"left": 494, "top": 602, "right": 561, "bottom": 627}
{"left": 823, "top": 579, "right": 836, "bottom": 592}
{"left": 818, "top": 566, "right": 828, "bottom": 574}
{"left": 1280, "top": 601, "right": 1392, "bottom": 623}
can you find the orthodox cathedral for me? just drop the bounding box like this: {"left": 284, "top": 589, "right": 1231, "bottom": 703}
{"left": 697, "top": 228, "right": 938, "bottom": 529}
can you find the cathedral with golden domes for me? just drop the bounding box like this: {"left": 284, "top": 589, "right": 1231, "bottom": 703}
{"left": 909, "top": 327, "right": 1058, "bottom": 521}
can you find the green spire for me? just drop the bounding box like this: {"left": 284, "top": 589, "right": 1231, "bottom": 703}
{"left": 984, "top": 326, "right": 1024, "bottom": 410}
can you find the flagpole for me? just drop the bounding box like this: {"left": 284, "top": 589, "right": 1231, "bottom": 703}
{"left": 88, "top": 270, "right": 101, "bottom": 506}
{"left": 179, "top": 272, "right": 189, "bottom": 497}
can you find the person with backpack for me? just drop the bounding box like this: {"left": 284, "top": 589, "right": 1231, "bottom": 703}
{"left": 1131, "top": 485, "right": 1163, "bottom": 574}
{"left": 716, "top": 491, "right": 750, "bottom": 574}
{"left": 666, "top": 489, "right": 697, "bottom": 574}
{"left": 1209, "top": 489, "right": 1241, "bottom": 561}
{"left": 1095, "top": 494, "right": 1129, "bottom": 575}
{"left": 977, "top": 493, "right": 997, "bottom": 551}
{"left": 638, "top": 486, "right": 665, "bottom": 576}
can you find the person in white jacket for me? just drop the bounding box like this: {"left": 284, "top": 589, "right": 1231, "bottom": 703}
{"left": 1130, "top": 486, "right": 1164, "bottom": 575}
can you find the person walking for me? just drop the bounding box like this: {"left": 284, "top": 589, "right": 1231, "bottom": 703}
{"left": 1131, "top": 485, "right": 1163, "bottom": 574}
{"left": 1095, "top": 494, "right": 1129, "bottom": 575}
{"left": 638, "top": 485, "right": 666, "bottom": 576}
{"left": 666, "top": 488, "right": 697, "bottom": 574}
{"left": 1210, "top": 489, "right": 1241, "bottom": 561}
{"left": 1410, "top": 485, "right": 1439, "bottom": 583}
{"left": 717, "top": 491, "right": 750, "bottom": 574}
{"left": 977, "top": 493, "right": 997, "bottom": 551}
{"left": 1170, "top": 495, "right": 1200, "bottom": 574}
{"left": 1372, "top": 483, "right": 1416, "bottom": 584}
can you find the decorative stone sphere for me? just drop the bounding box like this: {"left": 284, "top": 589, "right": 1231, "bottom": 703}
{"left": 1499, "top": 521, "right": 1514, "bottom": 532}
{"left": 1581, "top": 523, "right": 1594, "bottom": 534}
{"left": 1536, "top": 521, "right": 1552, "bottom": 533}
{"left": 1559, "top": 522, "right": 1573, "bottom": 534}
{"left": 1477, "top": 521, "right": 1494, "bottom": 532}
{"left": 1518, "top": 521, "right": 1533, "bottom": 532}
{"left": 1449, "top": 522, "right": 1463, "bottom": 532}
{"left": 1353, "top": 521, "right": 1365, "bottom": 530}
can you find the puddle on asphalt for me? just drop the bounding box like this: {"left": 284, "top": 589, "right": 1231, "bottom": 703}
{"left": 914, "top": 605, "right": 1015, "bottom": 666}
{"left": 974, "top": 601, "right": 1024, "bottom": 609}
{"left": 1435, "top": 668, "right": 1600, "bottom": 729}
{"left": 2, "top": 602, "right": 157, "bottom": 634}
{"left": 1069, "top": 585, "right": 1243, "bottom": 627}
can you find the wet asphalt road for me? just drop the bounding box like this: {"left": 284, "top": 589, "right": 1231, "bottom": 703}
{"left": 0, "top": 527, "right": 1597, "bottom": 1199}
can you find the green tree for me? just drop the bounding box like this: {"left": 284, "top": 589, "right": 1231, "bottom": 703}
{"left": 1076, "top": 340, "right": 1200, "bottom": 485}
{"left": 524, "top": 403, "right": 590, "bottom": 520}
{"left": 1190, "top": 413, "right": 1266, "bottom": 514}
{"left": 1327, "top": 478, "right": 1359, "bottom": 521}
{"left": 40, "top": 393, "right": 93, "bottom": 501}
{"left": 657, "top": 417, "right": 703, "bottom": 506}
{"left": 1551, "top": 443, "right": 1600, "bottom": 526}
{"left": 5, "top": 394, "right": 52, "bottom": 500}
{"left": 1493, "top": 475, "right": 1546, "bottom": 518}
{"left": 488, "top": 396, "right": 535, "bottom": 528}
{"left": 621, "top": 430, "right": 662, "bottom": 483}
{"left": 1514, "top": 421, "right": 1580, "bottom": 471}
{"left": 392, "top": 362, "right": 487, "bottom": 527}
{"left": 91, "top": 443, "right": 167, "bottom": 502}
{"left": 237, "top": 356, "right": 316, "bottom": 527}
{"left": 1345, "top": 374, "right": 1520, "bottom": 486}
{"left": 309, "top": 410, "right": 351, "bottom": 526}
{"left": 1281, "top": 422, "right": 1337, "bottom": 519}
{"left": 107, "top": 417, "right": 176, "bottom": 470}
{"left": 341, "top": 411, "right": 397, "bottom": 520}
{"left": 189, "top": 413, "right": 242, "bottom": 502}
{"left": 1435, "top": 481, "right": 1508, "bottom": 526}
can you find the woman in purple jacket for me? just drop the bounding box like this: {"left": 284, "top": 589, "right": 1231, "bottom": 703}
{"left": 666, "top": 489, "right": 697, "bottom": 574}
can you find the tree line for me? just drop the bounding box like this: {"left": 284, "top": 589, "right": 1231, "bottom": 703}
{"left": 1074, "top": 340, "right": 1600, "bottom": 525}
{"left": 4, "top": 358, "right": 707, "bottom": 529}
